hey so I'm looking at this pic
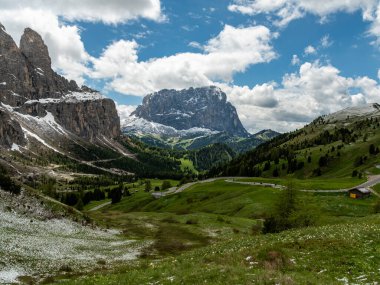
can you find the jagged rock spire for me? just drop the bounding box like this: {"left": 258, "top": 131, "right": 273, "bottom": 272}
{"left": 20, "top": 28, "right": 52, "bottom": 75}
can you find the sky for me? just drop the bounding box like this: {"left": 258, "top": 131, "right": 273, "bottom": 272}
{"left": 1, "top": 0, "right": 380, "bottom": 133}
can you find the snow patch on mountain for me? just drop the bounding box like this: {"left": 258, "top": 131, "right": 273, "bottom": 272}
{"left": 123, "top": 116, "right": 219, "bottom": 137}
{"left": 21, "top": 127, "right": 62, "bottom": 153}
{"left": 24, "top": 91, "right": 105, "bottom": 105}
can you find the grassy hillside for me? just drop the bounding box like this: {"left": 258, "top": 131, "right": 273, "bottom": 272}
{"left": 53, "top": 177, "right": 380, "bottom": 284}
{"left": 210, "top": 115, "right": 380, "bottom": 179}
{"left": 56, "top": 214, "right": 380, "bottom": 285}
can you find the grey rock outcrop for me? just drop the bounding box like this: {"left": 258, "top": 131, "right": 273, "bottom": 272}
{"left": 132, "top": 86, "right": 249, "bottom": 137}
{"left": 0, "top": 23, "right": 120, "bottom": 145}
{"left": 0, "top": 25, "right": 79, "bottom": 107}
{"left": 0, "top": 109, "right": 25, "bottom": 148}
{"left": 18, "top": 97, "right": 120, "bottom": 140}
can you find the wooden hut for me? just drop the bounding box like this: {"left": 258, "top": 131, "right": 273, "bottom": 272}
{"left": 348, "top": 188, "right": 371, "bottom": 199}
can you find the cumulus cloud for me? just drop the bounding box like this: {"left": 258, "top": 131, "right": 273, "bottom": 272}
{"left": 222, "top": 61, "right": 380, "bottom": 133}
{"left": 228, "top": 0, "right": 380, "bottom": 44}
{"left": 91, "top": 24, "right": 277, "bottom": 96}
{"left": 0, "top": 0, "right": 164, "bottom": 84}
{"left": 0, "top": 0, "right": 163, "bottom": 24}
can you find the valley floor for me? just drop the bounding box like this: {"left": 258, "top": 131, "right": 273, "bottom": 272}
{"left": 2, "top": 176, "right": 380, "bottom": 284}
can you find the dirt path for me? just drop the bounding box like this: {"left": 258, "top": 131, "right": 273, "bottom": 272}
{"left": 88, "top": 201, "right": 111, "bottom": 211}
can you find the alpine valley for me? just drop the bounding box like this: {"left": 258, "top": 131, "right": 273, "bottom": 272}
{"left": 0, "top": 13, "right": 380, "bottom": 285}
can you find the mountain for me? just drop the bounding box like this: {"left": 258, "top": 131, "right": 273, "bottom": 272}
{"left": 123, "top": 86, "right": 279, "bottom": 152}
{"left": 0, "top": 24, "right": 187, "bottom": 179}
{"left": 131, "top": 86, "right": 249, "bottom": 137}
{"left": 323, "top": 103, "right": 380, "bottom": 122}
{"left": 210, "top": 103, "right": 380, "bottom": 178}
{"left": 0, "top": 25, "right": 120, "bottom": 144}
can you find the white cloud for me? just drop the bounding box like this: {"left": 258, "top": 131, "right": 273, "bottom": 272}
{"left": 291, "top": 54, "right": 301, "bottom": 65}
{"left": 116, "top": 104, "right": 137, "bottom": 125}
{"left": 0, "top": 0, "right": 164, "bottom": 24}
{"left": 0, "top": 9, "right": 90, "bottom": 85}
{"left": 188, "top": 41, "right": 203, "bottom": 49}
{"left": 304, "top": 45, "right": 317, "bottom": 55}
{"left": 228, "top": 0, "right": 380, "bottom": 44}
{"left": 0, "top": 1, "right": 164, "bottom": 84}
{"left": 221, "top": 61, "right": 380, "bottom": 133}
{"left": 91, "top": 24, "right": 277, "bottom": 96}
{"left": 369, "top": 3, "right": 380, "bottom": 45}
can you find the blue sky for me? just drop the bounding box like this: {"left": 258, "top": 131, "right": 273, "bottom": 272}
{"left": 78, "top": 2, "right": 380, "bottom": 103}
{"left": 1, "top": 0, "right": 380, "bottom": 132}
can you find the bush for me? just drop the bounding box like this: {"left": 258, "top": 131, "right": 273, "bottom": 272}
{"left": 0, "top": 173, "right": 21, "bottom": 195}
{"left": 75, "top": 198, "right": 84, "bottom": 210}
{"left": 144, "top": 180, "right": 152, "bottom": 192}
{"left": 185, "top": 218, "right": 198, "bottom": 225}
{"left": 263, "top": 183, "right": 319, "bottom": 234}
{"left": 374, "top": 200, "right": 380, "bottom": 213}
{"left": 110, "top": 188, "right": 122, "bottom": 204}
{"left": 161, "top": 180, "right": 172, "bottom": 191}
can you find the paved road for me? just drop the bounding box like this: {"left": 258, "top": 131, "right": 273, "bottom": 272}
{"left": 151, "top": 178, "right": 220, "bottom": 198}
{"left": 226, "top": 175, "right": 380, "bottom": 193}
{"left": 152, "top": 175, "right": 380, "bottom": 198}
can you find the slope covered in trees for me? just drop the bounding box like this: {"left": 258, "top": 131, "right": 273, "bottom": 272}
{"left": 209, "top": 115, "right": 380, "bottom": 179}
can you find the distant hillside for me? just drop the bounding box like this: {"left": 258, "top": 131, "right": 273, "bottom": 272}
{"left": 210, "top": 103, "right": 380, "bottom": 179}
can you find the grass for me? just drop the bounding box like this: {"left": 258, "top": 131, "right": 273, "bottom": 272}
{"left": 372, "top": 184, "right": 380, "bottom": 195}
{"left": 46, "top": 177, "right": 380, "bottom": 284}
{"left": 54, "top": 214, "right": 380, "bottom": 285}
{"left": 124, "top": 179, "right": 179, "bottom": 192}
{"left": 103, "top": 180, "right": 279, "bottom": 219}
{"left": 83, "top": 199, "right": 111, "bottom": 211}
{"left": 255, "top": 127, "right": 380, "bottom": 180}
{"left": 237, "top": 177, "right": 366, "bottom": 190}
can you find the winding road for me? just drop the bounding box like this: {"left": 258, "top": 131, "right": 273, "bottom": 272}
{"left": 87, "top": 175, "right": 380, "bottom": 211}
{"left": 151, "top": 175, "right": 380, "bottom": 198}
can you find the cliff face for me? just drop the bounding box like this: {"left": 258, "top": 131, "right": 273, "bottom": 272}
{"left": 132, "top": 86, "right": 249, "bottom": 137}
{"left": 18, "top": 95, "right": 120, "bottom": 140}
{"left": 0, "top": 110, "right": 25, "bottom": 148}
{"left": 0, "top": 26, "right": 78, "bottom": 106}
{"left": 0, "top": 23, "right": 120, "bottom": 147}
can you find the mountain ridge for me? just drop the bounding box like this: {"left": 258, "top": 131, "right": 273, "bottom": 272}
{"left": 131, "top": 86, "right": 250, "bottom": 137}
{"left": 0, "top": 24, "right": 120, "bottom": 149}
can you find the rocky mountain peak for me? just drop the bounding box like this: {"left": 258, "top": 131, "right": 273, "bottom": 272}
{"left": 0, "top": 25, "right": 82, "bottom": 106}
{"left": 20, "top": 28, "right": 52, "bottom": 75}
{"left": 0, "top": 23, "right": 121, "bottom": 146}
{"left": 132, "top": 86, "right": 249, "bottom": 137}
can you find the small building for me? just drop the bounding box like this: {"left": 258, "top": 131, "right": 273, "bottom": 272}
{"left": 348, "top": 188, "right": 371, "bottom": 199}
